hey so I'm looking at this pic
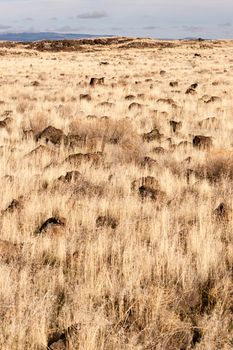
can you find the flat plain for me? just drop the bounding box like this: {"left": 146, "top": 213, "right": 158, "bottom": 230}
{"left": 0, "top": 37, "right": 232, "bottom": 349}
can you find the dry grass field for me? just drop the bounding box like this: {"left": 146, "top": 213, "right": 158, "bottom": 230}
{"left": 0, "top": 37, "right": 232, "bottom": 349}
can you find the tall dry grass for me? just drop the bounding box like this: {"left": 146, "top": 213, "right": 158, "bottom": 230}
{"left": 0, "top": 39, "right": 232, "bottom": 349}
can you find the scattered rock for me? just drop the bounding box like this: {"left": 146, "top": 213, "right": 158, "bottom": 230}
{"left": 137, "top": 93, "right": 145, "bottom": 99}
{"left": 131, "top": 176, "right": 166, "bottom": 202}
{"left": 152, "top": 146, "right": 166, "bottom": 154}
{"left": 186, "top": 168, "right": 194, "bottom": 183}
{"left": 67, "top": 133, "right": 86, "bottom": 149}
{"left": 86, "top": 114, "right": 97, "bottom": 120}
{"left": 32, "top": 81, "right": 40, "bottom": 87}
{"left": 64, "top": 152, "right": 102, "bottom": 167}
{"left": 24, "top": 145, "right": 54, "bottom": 158}
{"left": 169, "top": 81, "right": 178, "bottom": 87}
{"left": 90, "top": 77, "right": 104, "bottom": 86}
{"left": 193, "top": 135, "right": 213, "bottom": 149}
{"left": 186, "top": 87, "right": 197, "bottom": 95}
{"left": 1, "top": 110, "right": 13, "bottom": 117}
{"left": 48, "top": 324, "right": 80, "bottom": 350}
{"left": 79, "top": 94, "right": 91, "bottom": 101}
{"left": 128, "top": 102, "right": 142, "bottom": 110}
{"left": 157, "top": 98, "right": 175, "bottom": 105}
{"left": 96, "top": 215, "right": 119, "bottom": 229}
{"left": 0, "top": 117, "right": 13, "bottom": 129}
{"left": 2, "top": 174, "right": 14, "bottom": 182}
{"left": 185, "top": 83, "right": 198, "bottom": 95}
{"left": 204, "top": 96, "right": 221, "bottom": 103}
{"left": 139, "top": 185, "right": 165, "bottom": 202}
{"left": 125, "top": 95, "right": 135, "bottom": 101}
{"left": 55, "top": 173, "right": 103, "bottom": 198}
{"left": 213, "top": 202, "right": 230, "bottom": 222}
{"left": 143, "top": 128, "right": 162, "bottom": 142}
{"left": 2, "top": 197, "right": 23, "bottom": 214}
{"left": 58, "top": 171, "right": 82, "bottom": 183}
{"left": 190, "top": 83, "right": 198, "bottom": 89}
{"left": 160, "top": 70, "right": 166, "bottom": 76}
{"left": 169, "top": 120, "right": 182, "bottom": 133}
{"left": 131, "top": 176, "right": 159, "bottom": 191}
{"left": 98, "top": 101, "right": 114, "bottom": 108}
{"left": 191, "top": 327, "right": 202, "bottom": 347}
{"left": 49, "top": 339, "right": 66, "bottom": 350}
{"left": 35, "top": 217, "right": 66, "bottom": 236}
{"left": 140, "top": 156, "right": 157, "bottom": 168}
{"left": 200, "top": 94, "right": 211, "bottom": 103}
{"left": 36, "top": 126, "right": 67, "bottom": 145}
{"left": 183, "top": 156, "right": 192, "bottom": 164}
{"left": 0, "top": 239, "right": 22, "bottom": 263}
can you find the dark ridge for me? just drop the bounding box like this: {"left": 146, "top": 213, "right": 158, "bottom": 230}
{"left": 0, "top": 32, "right": 113, "bottom": 42}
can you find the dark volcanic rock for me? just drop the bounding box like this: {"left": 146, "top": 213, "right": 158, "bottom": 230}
{"left": 79, "top": 94, "right": 91, "bottom": 101}
{"left": 96, "top": 215, "right": 119, "bottom": 229}
{"left": 193, "top": 135, "right": 213, "bottom": 149}
{"left": 213, "top": 202, "right": 230, "bottom": 222}
{"left": 36, "top": 217, "right": 66, "bottom": 236}
{"left": 49, "top": 339, "right": 66, "bottom": 350}
{"left": 169, "top": 81, "right": 178, "bottom": 87}
{"left": 0, "top": 117, "right": 13, "bottom": 129}
{"left": 152, "top": 146, "right": 166, "bottom": 155}
{"left": 58, "top": 171, "right": 82, "bottom": 183}
{"left": 157, "top": 98, "right": 175, "bottom": 105}
{"left": 2, "top": 198, "right": 23, "bottom": 214}
{"left": 143, "top": 128, "right": 162, "bottom": 142}
{"left": 131, "top": 176, "right": 159, "bottom": 191}
{"left": 140, "top": 156, "right": 157, "bottom": 168}
{"left": 204, "top": 96, "right": 221, "bottom": 103}
{"left": 125, "top": 94, "right": 136, "bottom": 101}
{"left": 36, "top": 126, "right": 67, "bottom": 145}
{"left": 169, "top": 120, "right": 182, "bottom": 133}
{"left": 139, "top": 186, "right": 164, "bottom": 201}
{"left": 0, "top": 239, "right": 22, "bottom": 263}
{"left": 64, "top": 152, "right": 102, "bottom": 167}
{"left": 128, "top": 102, "right": 142, "bottom": 110}
{"left": 131, "top": 176, "right": 166, "bottom": 202}
{"left": 90, "top": 77, "right": 104, "bottom": 86}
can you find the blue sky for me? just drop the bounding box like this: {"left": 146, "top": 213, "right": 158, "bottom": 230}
{"left": 0, "top": 0, "right": 232, "bottom": 38}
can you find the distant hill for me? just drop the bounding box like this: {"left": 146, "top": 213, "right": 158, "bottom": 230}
{"left": 0, "top": 32, "right": 112, "bottom": 42}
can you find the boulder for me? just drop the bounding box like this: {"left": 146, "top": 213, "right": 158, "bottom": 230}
{"left": 193, "top": 135, "right": 213, "bottom": 149}
{"left": 36, "top": 126, "right": 67, "bottom": 145}
{"left": 90, "top": 77, "right": 104, "bottom": 86}
{"left": 96, "top": 215, "right": 119, "bottom": 229}
{"left": 35, "top": 217, "right": 66, "bottom": 236}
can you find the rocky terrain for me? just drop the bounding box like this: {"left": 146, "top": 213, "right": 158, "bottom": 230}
{"left": 0, "top": 37, "right": 232, "bottom": 349}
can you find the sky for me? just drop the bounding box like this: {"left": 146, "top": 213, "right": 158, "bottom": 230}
{"left": 0, "top": 0, "right": 232, "bottom": 39}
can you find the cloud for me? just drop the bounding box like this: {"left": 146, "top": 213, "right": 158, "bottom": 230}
{"left": 182, "top": 25, "right": 204, "bottom": 33}
{"left": 54, "top": 25, "right": 82, "bottom": 32}
{"left": 77, "top": 11, "right": 108, "bottom": 19}
{"left": 143, "top": 26, "right": 160, "bottom": 30}
{"left": 0, "top": 24, "right": 11, "bottom": 29}
{"left": 219, "top": 22, "right": 232, "bottom": 27}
